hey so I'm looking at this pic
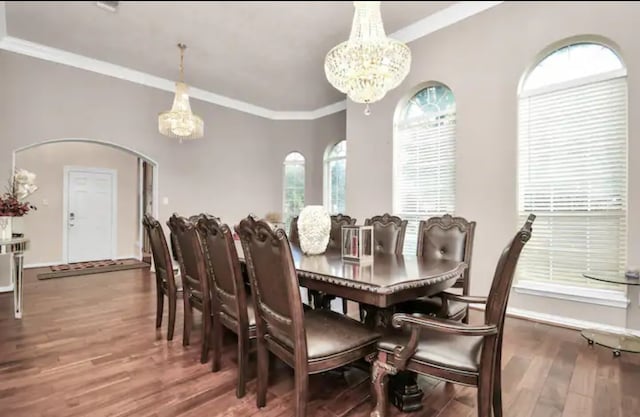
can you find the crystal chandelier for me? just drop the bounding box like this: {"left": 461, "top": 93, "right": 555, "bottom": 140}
{"left": 325, "top": 1, "right": 411, "bottom": 115}
{"left": 158, "top": 43, "right": 204, "bottom": 142}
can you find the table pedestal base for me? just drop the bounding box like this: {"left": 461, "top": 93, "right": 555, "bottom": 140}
{"left": 389, "top": 371, "right": 424, "bottom": 412}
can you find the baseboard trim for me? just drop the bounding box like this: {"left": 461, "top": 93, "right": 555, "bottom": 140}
{"left": 0, "top": 284, "right": 13, "bottom": 293}
{"left": 25, "top": 255, "right": 142, "bottom": 270}
{"left": 470, "top": 304, "right": 640, "bottom": 337}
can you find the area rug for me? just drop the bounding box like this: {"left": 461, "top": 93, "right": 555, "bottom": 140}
{"left": 37, "top": 258, "right": 150, "bottom": 280}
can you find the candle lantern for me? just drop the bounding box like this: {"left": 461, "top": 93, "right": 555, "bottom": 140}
{"left": 341, "top": 225, "right": 373, "bottom": 263}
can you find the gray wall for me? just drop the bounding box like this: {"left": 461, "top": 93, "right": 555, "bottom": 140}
{"left": 346, "top": 1, "right": 640, "bottom": 329}
{"left": 0, "top": 50, "right": 345, "bottom": 287}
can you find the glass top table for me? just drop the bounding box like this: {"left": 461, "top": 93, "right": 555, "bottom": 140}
{"left": 580, "top": 272, "right": 640, "bottom": 356}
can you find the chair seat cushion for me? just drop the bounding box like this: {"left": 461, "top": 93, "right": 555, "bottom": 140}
{"left": 377, "top": 327, "right": 483, "bottom": 373}
{"left": 398, "top": 296, "right": 467, "bottom": 319}
{"left": 303, "top": 309, "right": 380, "bottom": 361}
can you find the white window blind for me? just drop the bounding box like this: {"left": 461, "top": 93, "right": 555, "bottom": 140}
{"left": 518, "top": 73, "right": 627, "bottom": 288}
{"left": 393, "top": 84, "right": 456, "bottom": 255}
{"left": 283, "top": 152, "right": 305, "bottom": 228}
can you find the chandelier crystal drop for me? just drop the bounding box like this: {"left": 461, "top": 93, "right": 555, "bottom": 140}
{"left": 158, "top": 43, "right": 204, "bottom": 142}
{"left": 324, "top": 1, "right": 411, "bottom": 114}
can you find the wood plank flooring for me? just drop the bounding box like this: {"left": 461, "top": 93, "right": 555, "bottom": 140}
{"left": 0, "top": 267, "right": 638, "bottom": 417}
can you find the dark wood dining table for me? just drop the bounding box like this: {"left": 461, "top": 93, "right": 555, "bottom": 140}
{"left": 234, "top": 240, "right": 466, "bottom": 411}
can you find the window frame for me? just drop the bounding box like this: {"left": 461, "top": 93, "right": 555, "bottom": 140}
{"left": 323, "top": 140, "right": 347, "bottom": 214}
{"left": 392, "top": 81, "right": 457, "bottom": 255}
{"left": 282, "top": 151, "right": 306, "bottom": 227}
{"left": 514, "top": 40, "right": 629, "bottom": 305}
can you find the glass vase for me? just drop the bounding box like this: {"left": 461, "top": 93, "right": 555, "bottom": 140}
{"left": 0, "top": 216, "right": 13, "bottom": 241}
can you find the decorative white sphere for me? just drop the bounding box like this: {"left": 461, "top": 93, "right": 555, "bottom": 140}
{"left": 298, "top": 205, "right": 331, "bottom": 255}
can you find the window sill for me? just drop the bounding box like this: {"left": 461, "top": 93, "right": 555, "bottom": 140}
{"left": 513, "top": 280, "right": 629, "bottom": 309}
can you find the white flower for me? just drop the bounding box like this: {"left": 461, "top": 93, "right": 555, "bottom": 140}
{"left": 14, "top": 169, "right": 36, "bottom": 186}
{"left": 13, "top": 169, "right": 37, "bottom": 200}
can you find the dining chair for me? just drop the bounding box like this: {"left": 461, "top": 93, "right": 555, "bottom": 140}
{"left": 398, "top": 214, "right": 476, "bottom": 323}
{"left": 364, "top": 213, "right": 408, "bottom": 255}
{"left": 167, "top": 214, "right": 213, "bottom": 363}
{"left": 370, "top": 214, "right": 535, "bottom": 417}
{"left": 195, "top": 214, "right": 256, "bottom": 398}
{"left": 289, "top": 216, "right": 300, "bottom": 246}
{"left": 142, "top": 214, "right": 180, "bottom": 341}
{"left": 236, "top": 215, "right": 380, "bottom": 417}
{"left": 327, "top": 213, "right": 357, "bottom": 250}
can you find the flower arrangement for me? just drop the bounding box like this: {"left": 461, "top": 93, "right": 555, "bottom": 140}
{"left": 0, "top": 169, "right": 38, "bottom": 217}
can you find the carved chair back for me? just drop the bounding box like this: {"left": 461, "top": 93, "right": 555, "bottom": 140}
{"left": 417, "top": 214, "right": 476, "bottom": 294}
{"left": 480, "top": 215, "right": 534, "bottom": 368}
{"left": 143, "top": 214, "right": 178, "bottom": 294}
{"left": 327, "top": 214, "right": 357, "bottom": 250}
{"left": 289, "top": 216, "right": 300, "bottom": 246}
{"left": 196, "top": 214, "right": 249, "bottom": 329}
{"left": 365, "top": 214, "right": 408, "bottom": 255}
{"left": 236, "top": 215, "right": 307, "bottom": 358}
{"left": 167, "top": 214, "right": 210, "bottom": 310}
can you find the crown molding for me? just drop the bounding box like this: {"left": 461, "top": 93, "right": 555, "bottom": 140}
{"left": 390, "top": 1, "right": 504, "bottom": 44}
{"left": 0, "top": 1, "right": 502, "bottom": 120}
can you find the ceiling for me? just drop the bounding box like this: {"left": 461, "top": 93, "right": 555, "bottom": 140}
{"left": 5, "top": 1, "right": 456, "bottom": 111}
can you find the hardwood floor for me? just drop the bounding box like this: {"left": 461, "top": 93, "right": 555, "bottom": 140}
{"left": 0, "top": 268, "right": 638, "bottom": 417}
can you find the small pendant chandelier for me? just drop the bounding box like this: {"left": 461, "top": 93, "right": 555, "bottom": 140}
{"left": 158, "top": 43, "right": 204, "bottom": 142}
{"left": 324, "top": 1, "right": 411, "bottom": 115}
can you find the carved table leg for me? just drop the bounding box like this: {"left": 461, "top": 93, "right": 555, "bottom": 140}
{"left": 13, "top": 252, "right": 24, "bottom": 319}
{"left": 365, "top": 305, "right": 425, "bottom": 412}
{"left": 310, "top": 291, "right": 335, "bottom": 310}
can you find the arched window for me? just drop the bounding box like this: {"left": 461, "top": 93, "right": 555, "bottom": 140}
{"left": 393, "top": 83, "right": 456, "bottom": 254}
{"left": 324, "top": 140, "right": 347, "bottom": 214}
{"left": 518, "top": 42, "right": 627, "bottom": 289}
{"left": 283, "top": 152, "right": 305, "bottom": 227}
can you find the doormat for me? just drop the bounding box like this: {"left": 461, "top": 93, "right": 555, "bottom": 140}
{"left": 37, "top": 258, "right": 150, "bottom": 280}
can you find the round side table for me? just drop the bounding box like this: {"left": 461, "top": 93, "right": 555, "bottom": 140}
{"left": 581, "top": 272, "right": 640, "bottom": 357}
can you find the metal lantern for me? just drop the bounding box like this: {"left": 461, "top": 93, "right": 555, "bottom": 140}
{"left": 341, "top": 225, "right": 373, "bottom": 263}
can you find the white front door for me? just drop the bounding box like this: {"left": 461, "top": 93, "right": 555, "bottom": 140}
{"left": 65, "top": 168, "right": 116, "bottom": 263}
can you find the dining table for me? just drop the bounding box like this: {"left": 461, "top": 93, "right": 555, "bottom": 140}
{"left": 235, "top": 240, "right": 466, "bottom": 412}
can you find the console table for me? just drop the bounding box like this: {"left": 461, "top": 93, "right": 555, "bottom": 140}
{"left": 581, "top": 272, "right": 640, "bottom": 356}
{"left": 1, "top": 237, "right": 30, "bottom": 319}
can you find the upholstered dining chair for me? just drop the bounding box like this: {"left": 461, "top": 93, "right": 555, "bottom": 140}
{"left": 142, "top": 214, "right": 181, "bottom": 341}
{"left": 289, "top": 216, "right": 300, "bottom": 246}
{"left": 236, "top": 215, "right": 380, "bottom": 417}
{"left": 364, "top": 214, "right": 408, "bottom": 255}
{"left": 167, "top": 214, "right": 213, "bottom": 364}
{"left": 398, "top": 214, "right": 476, "bottom": 323}
{"left": 369, "top": 214, "right": 535, "bottom": 417}
{"left": 327, "top": 214, "right": 357, "bottom": 250}
{"left": 195, "top": 214, "right": 256, "bottom": 398}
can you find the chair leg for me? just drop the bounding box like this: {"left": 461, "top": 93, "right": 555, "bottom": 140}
{"left": 493, "top": 366, "right": 503, "bottom": 417}
{"left": 294, "top": 368, "right": 308, "bottom": 417}
{"left": 477, "top": 367, "right": 494, "bottom": 417}
{"left": 167, "top": 293, "right": 177, "bottom": 341}
{"left": 370, "top": 358, "right": 397, "bottom": 417}
{"left": 342, "top": 298, "right": 348, "bottom": 315}
{"left": 155, "top": 292, "right": 164, "bottom": 329}
{"left": 236, "top": 330, "right": 249, "bottom": 398}
{"left": 211, "top": 315, "right": 223, "bottom": 372}
{"left": 256, "top": 338, "right": 269, "bottom": 408}
{"left": 200, "top": 312, "right": 212, "bottom": 364}
{"left": 183, "top": 298, "right": 193, "bottom": 347}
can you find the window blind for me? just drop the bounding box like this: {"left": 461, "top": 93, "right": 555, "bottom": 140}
{"left": 517, "top": 75, "right": 627, "bottom": 287}
{"left": 394, "top": 113, "right": 456, "bottom": 254}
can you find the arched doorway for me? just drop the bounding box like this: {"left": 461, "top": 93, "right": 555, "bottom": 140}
{"left": 12, "top": 138, "right": 159, "bottom": 266}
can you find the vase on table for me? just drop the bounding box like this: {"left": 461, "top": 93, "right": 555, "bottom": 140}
{"left": 0, "top": 216, "right": 12, "bottom": 241}
{"left": 298, "top": 205, "right": 331, "bottom": 255}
